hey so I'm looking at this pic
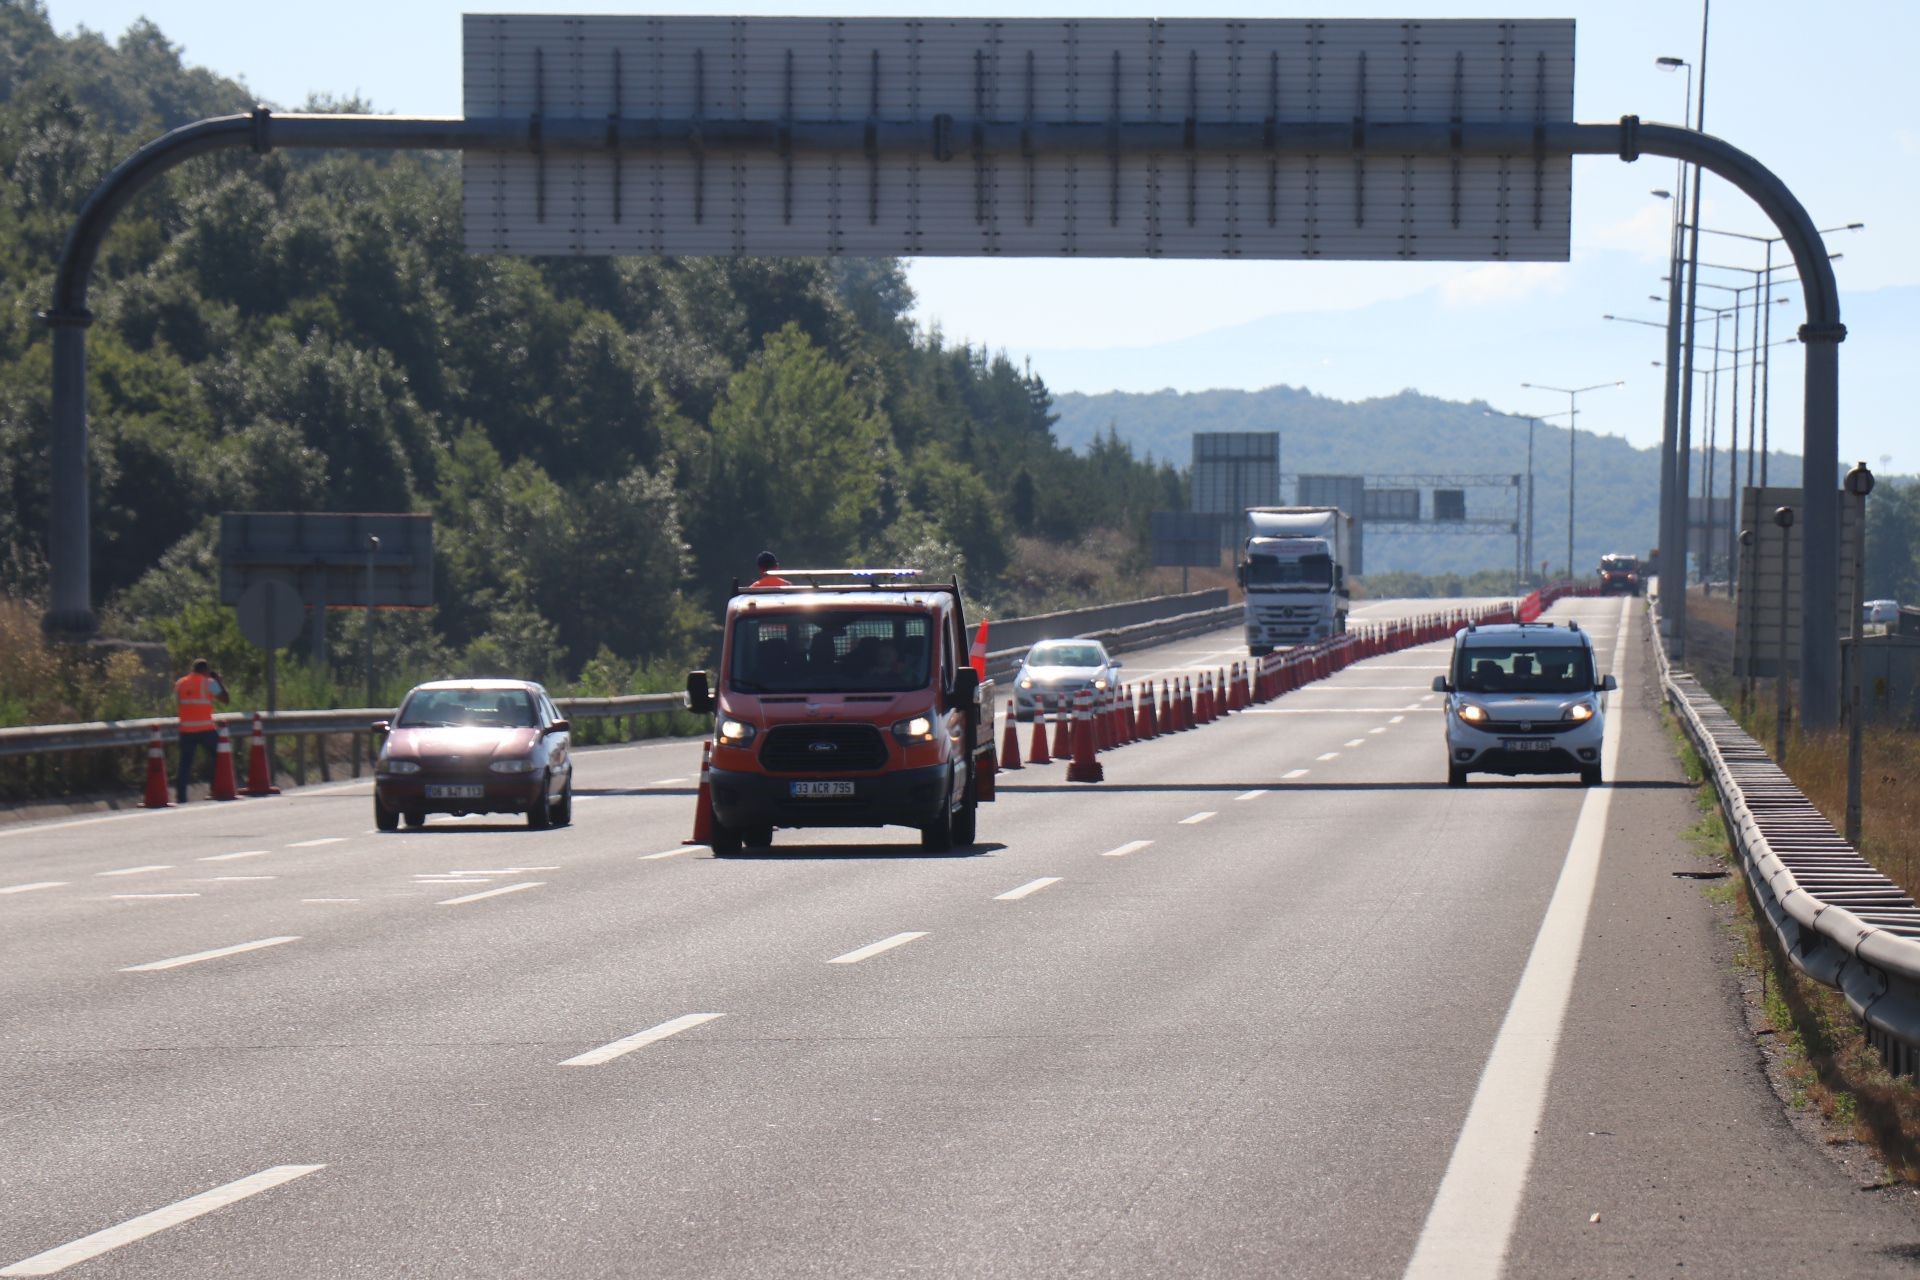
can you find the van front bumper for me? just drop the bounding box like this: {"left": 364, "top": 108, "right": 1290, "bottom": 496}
{"left": 708, "top": 763, "right": 952, "bottom": 831}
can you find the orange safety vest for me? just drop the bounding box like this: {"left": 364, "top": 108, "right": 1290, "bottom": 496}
{"left": 751, "top": 575, "right": 791, "bottom": 587}
{"left": 175, "top": 673, "right": 221, "bottom": 731}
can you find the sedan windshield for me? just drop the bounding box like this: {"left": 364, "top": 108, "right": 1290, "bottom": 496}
{"left": 1246, "top": 553, "right": 1332, "bottom": 590}
{"left": 1026, "top": 642, "right": 1104, "bottom": 668}
{"left": 1456, "top": 645, "right": 1595, "bottom": 695}
{"left": 397, "top": 688, "right": 537, "bottom": 728}
{"left": 731, "top": 611, "right": 933, "bottom": 693}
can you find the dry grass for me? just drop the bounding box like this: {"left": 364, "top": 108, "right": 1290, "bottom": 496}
{"left": 993, "top": 531, "right": 1239, "bottom": 617}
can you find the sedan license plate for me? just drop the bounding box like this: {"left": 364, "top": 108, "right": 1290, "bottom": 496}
{"left": 790, "top": 781, "right": 855, "bottom": 798}
{"left": 1500, "top": 738, "right": 1552, "bottom": 752}
{"left": 425, "top": 784, "right": 486, "bottom": 799}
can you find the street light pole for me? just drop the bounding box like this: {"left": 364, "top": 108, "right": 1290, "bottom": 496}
{"left": 1486, "top": 408, "right": 1572, "bottom": 588}
{"left": 1844, "top": 462, "right": 1874, "bottom": 846}
{"left": 1773, "top": 504, "right": 1793, "bottom": 762}
{"left": 1521, "top": 380, "right": 1624, "bottom": 579}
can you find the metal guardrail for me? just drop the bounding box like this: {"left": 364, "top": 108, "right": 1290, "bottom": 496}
{"left": 1651, "top": 600, "right": 1920, "bottom": 1076}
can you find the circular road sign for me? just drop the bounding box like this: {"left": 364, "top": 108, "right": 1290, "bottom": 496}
{"left": 236, "top": 577, "right": 305, "bottom": 650}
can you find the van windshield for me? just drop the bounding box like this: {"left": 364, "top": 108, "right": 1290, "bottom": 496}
{"left": 730, "top": 611, "right": 933, "bottom": 693}
{"left": 1456, "top": 644, "right": 1595, "bottom": 695}
{"left": 1247, "top": 553, "right": 1332, "bottom": 590}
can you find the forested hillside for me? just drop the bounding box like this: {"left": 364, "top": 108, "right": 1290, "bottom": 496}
{"left": 0, "top": 2, "right": 1179, "bottom": 701}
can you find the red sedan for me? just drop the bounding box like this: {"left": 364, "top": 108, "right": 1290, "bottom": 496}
{"left": 374, "top": 680, "right": 574, "bottom": 830}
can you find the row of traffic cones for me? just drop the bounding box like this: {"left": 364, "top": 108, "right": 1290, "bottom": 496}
{"left": 140, "top": 713, "right": 284, "bottom": 808}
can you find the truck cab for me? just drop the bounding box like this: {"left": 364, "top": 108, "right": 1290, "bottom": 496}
{"left": 1237, "top": 507, "right": 1353, "bottom": 655}
{"left": 687, "top": 570, "right": 995, "bottom": 854}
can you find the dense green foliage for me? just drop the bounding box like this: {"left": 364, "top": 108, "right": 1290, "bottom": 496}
{"left": 0, "top": 2, "right": 1178, "bottom": 696}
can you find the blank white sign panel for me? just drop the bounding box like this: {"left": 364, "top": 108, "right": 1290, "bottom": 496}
{"left": 463, "top": 15, "right": 1573, "bottom": 261}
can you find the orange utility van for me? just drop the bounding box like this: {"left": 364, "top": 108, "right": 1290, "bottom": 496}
{"left": 686, "top": 570, "right": 997, "bottom": 854}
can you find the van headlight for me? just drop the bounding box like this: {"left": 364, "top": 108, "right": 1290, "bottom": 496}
{"left": 1565, "top": 702, "right": 1596, "bottom": 723}
{"left": 891, "top": 715, "right": 935, "bottom": 743}
{"left": 717, "top": 718, "right": 757, "bottom": 745}
{"left": 1458, "top": 703, "right": 1488, "bottom": 724}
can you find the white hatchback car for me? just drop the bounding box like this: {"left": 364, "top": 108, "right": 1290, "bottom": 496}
{"left": 1433, "top": 621, "right": 1616, "bottom": 787}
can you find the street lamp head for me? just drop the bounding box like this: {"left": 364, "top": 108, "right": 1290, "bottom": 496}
{"left": 1650, "top": 189, "right": 1672, "bottom": 199}
{"left": 1772, "top": 506, "right": 1795, "bottom": 529}
{"left": 1740, "top": 528, "right": 1753, "bottom": 547}
{"left": 1656, "top": 56, "right": 1687, "bottom": 69}
{"left": 1846, "top": 222, "right": 1864, "bottom": 230}
{"left": 1845, "top": 461, "right": 1876, "bottom": 497}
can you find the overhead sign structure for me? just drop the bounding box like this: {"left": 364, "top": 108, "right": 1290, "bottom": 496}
{"left": 463, "top": 15, "right": 1573, "bottom": 260}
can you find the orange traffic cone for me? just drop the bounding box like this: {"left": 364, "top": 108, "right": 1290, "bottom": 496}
{"left": 1065, "top": 690, "right": 1104, "bottom": 783}
{"left": 244, "top": 712, "right": 279, "bottom": 796}
{"left": 685, "top": 741, "right": 716, "bottom": 845}
{"left": 210, "top": 724, "right": 239, "bottom": 801}
{"left": 1000, "top": 700, "right": 1024, "bottom": 771}
{"left": 1027, "top": 712, "right": 1052, "bottom": 765}
{"left": 140, "top": 729, "right": 171, "bottom": 808}
{"left": 1052, "top": 707, "right": 1072, "bottom": 760}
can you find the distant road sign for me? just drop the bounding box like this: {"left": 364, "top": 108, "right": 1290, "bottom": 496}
{"left": 462, "top": 15, "right": 1573, "bottom": 261}
{"left": 1152, "top": 512, "right": 1227, "bottom": 568}
{"left": 1192, "top": 433, "right": 1280, "bottom": 517}
{"left": 236, "top": 577, "right": 305, "bottom": 650}
{"left": 219, "top": 513, "right": 433, "bottom": 609}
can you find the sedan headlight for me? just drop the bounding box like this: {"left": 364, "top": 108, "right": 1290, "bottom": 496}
{"left": 490, "top": 758, "right": 537, "bottom": 773}
{"left": 383, "top": 759, "right": 421, "bottom": 775}
{"left": 891, "top": 715, "right": 935, "bottom": 743}
{"left": 1458, "top": 703, "right": 1489, "bottom": 724}
{"left": 717, "top": 718, "right": 757, "bottom": 745}
{"left": 1018, "top": 678, "right": 1035, "bottom": 690}
{"left": 1092, "top": 678, "right": 1109, "bottom": 691}
{"left": 1565, "top": 702, "right": 1596, "bottom": 723}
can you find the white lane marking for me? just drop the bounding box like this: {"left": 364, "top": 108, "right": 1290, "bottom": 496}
{"left": 287, "top": 838, "right": 345, "bottom": 848}
{"left": 1369, "top": 727, "right": 1387, "bottom": 735}
{"left": 1178, "top": 811, "right": 1216, "bottom": 825}
{"left": 1316, "top": 752, "right": 1340, "bottom": 762}
{"left": 1344, "top": 738, "right": 1365, "bottom": 747}
{"left": 0, "top": 1164, "right": 326, "bottom": 1277}
{"left": 198, "top": 850, "right": 268, "bottom": 863}
{"left": 122, "top": 936, "right": 300, "bottom": 973}
{"left": 649, "top": 777, "right": 688, "bottom": 786}
{"left": 1390, "top": 715, "right": 1406, "bottom": 725}
{"left": 1292, "top": 685, "right": 1436, "bottom": 692}
{"left": 1420, "top": 693, "right": 1438, "bottom": 703}
{"left": 1100, "top": 840, "right": 1153, "bottom": 858}
{"left": 996, "top": 877, "right": 1063, "bottom": 901}
{"left": 1281, "top": 768, "right": 1310, "bottom": 780}
{"left": 206, "top": 876, "right": 276, "bottom": 882}
{"left": 828, "top": 932, "right": 929, "bottom": 964}
{"left": 641, "top": 848, "right": 693, "bottom": 860}
{"left": 1, "top": 882, "right": 67, "bottom": 896}
{"left": 560, "top": 1012, "right": 724, "bottom": 1067}
{"left": 1241, "top": 707, "right": 1441, "bottom": 715}
{"left": 1235, "top": 790, "right": 1269, "bottom": 802}
{"left": 95, "top": 865, "right": 172, "bottom": 878}
{"left": 436, "top": 881, "right": 544, "bottom": 906}
{"left": 301, "top": 898, "right": 360, "bottom": 904}
{"left": 110, "top": 894, "right": 199, "bottom": 901}
{"left": 448, "top": 866, "right": 559, "bottom": 875}
{"left": 1403, "top": 595, "right": 1629, "bottom": 1280}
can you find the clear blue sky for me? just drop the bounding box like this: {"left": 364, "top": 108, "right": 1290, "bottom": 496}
{"left": 46, "top": 1, "right": 1920, "bottom": 470}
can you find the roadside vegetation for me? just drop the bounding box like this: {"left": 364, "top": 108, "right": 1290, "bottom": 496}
{"left": 1352, "top": 567, "right": 1523, "bottom": 600}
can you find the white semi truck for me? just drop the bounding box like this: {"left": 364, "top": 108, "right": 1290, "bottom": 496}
{"left": 1237, "top": 506, "right": 1355, "bottom": 655}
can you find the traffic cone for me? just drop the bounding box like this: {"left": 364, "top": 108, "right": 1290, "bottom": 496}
{"left": 1000, "top": 700, "right": 1024, "bottom": 771}
{"left": 684, "top": 741, "right": 716, "bottom": 845}
{"left": 1182, "top": 676, "right": 1196, "bottom": 729}
{"left": 1065, "top": 690, "right": 1104, "bottom": 783}
{"left": 210, "top": 724, "right": 239, "bottom": 801}
{"left": 140, "top": 729, "right": 171, "bottom": 808}
{"left": 1135, "top": 684, "right": 1152, "bottom": 739}
{"left": 1052, "top": 707, "right": 1072, "bottom": 760}
{"left": 1027, "top": 711, "right": 1052, "bottom": 765}
{"left": 243, "top": 712, "right": 279, "bottom": 796}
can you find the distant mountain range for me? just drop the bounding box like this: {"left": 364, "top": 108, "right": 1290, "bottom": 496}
{"left": 1051, "top": 384, "right": 1808, "bottom": 577}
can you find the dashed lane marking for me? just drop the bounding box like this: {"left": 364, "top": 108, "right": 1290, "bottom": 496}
{"left": 1281, "top": 769, "right": 1310, "bottom": 780}
{"left": 199, "top": 850, "right": 269, "bottom": 862}
{"left": 1178, "top": 811, "right": 1217, "bottom": 825}
{"left": 1316, "top": 752, "right": 1340, "bottom": 762}
{"left": 110, "top": 894, "right": 199, "bottom": 901}
{"left": 95, "top": 865, "right": 171, "bottom": 878}
{"left": 828, "top": 932, "right": 929, "bottom": 965}
{"left": 1344, "top": 738, "right": 1365, "bottom": 747}
{"left": 205, "top": 876, "right": 276, "bottom": 882}
{"left": 649, "top": 777, "right": 688, "bottom": 786}
{"left": 995, "top": 877, "right": 1062, "bottom": 901}
{"left": 1390, "top": 715, "right": 1406, "bottom": 725}
{"left": 560, "top": 1013, "right": 725, "bottom": 1067}
{"left": 121, "top": 936, "right": 300, "bottom": 973}
{"left": 1235, "top": 790, "right": 1269, "bottom": 802}
{"left": 1100, "top": 840, "right": 1153, "bottom": 858}
{"left": 436, "top": 882, "right": 544, "bottom": 907}
{"left": 287, "top": 838, "right": 346, "bottom": 848}
{"left": 1, "top": 882, "right": 67, "bottom": 896}
{"left": 1369, "top": 727, "right": 1387, "bottom": 735}
{"left": 0, "top": 1164, "right": 326, "bottom": 1277}
{"left": 448, "top": 867, "right": 559, "bottom": 875}
{"left": 641, "top": 848, "right": 694, "bottom": 860}
{"left": 301, "top": 898, "right": 360, "bottom": 904}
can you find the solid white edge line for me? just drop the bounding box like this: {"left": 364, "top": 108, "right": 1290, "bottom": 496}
{"left": 1, "top": 882, "right": 67, "bottom": 896}
{"left": 0, "top": 1164, "right": 326, "bottom": 1277}
{"left": 1178, "top": 811, "right": 1216, "bottom": 825}
{"left": 561, "top": 1012, "right": 724, "bottom": 1067}
{"left": 1235, "top": 790, "right": 1269, "bottom": 801}
{"left": 1099, "top": 840, "right": 1153, "bottom": 858}
{"left": 995, "top": 877, "right": 1063, "bottom": 901}
{"left": 121, "top": 936, "right": 301, "bottom": 973}
{"left": 1401, "top": 595, "right": 1630, "bottom": 1280}
{"left": 827, "top": 931, "right": 929, "bottom": 964}
{"left": 436, "top": 881, "right": 544, "bottom": 906}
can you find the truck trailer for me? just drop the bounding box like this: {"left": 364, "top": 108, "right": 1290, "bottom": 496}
{"left": 1237, "top": 506, "right": 1354, "bottom": 654}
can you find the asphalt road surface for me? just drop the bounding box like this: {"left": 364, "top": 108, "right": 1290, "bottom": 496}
{"left": 5, "top": 596, "right": 1917, "bottom": 1278}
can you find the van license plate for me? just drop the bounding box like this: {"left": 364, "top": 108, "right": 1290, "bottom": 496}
{"left": 790, "top": 781, "right": 855, "bottom": 798}
{"left": 426, "top": 784, "right": 486, "bottom": 798}
{"left": 1501, "top": 738, "right": 1552, "bottom": 752}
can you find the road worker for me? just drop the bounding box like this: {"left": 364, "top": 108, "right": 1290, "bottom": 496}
{"left": 751, "top": 551, "right": 791, "bottom": 588}
{"left": 173, "top": 658, "right": 229, "bottom": 803}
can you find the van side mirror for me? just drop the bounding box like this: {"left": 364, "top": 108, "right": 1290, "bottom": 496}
{"left": 953, "top": 667, "right": 981, "bottom": 701}
{"left": 686, "top": 671, "right": 713, "bottom": 715}
{"left": 1235, "top": 564, "right": 1247, "bottom": 588}
{"left": 1600, "top": 674, "right": 1618, "bottom": 692}
{"left": 1431, "top": 676, "right": 1452, "bottom": 693}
